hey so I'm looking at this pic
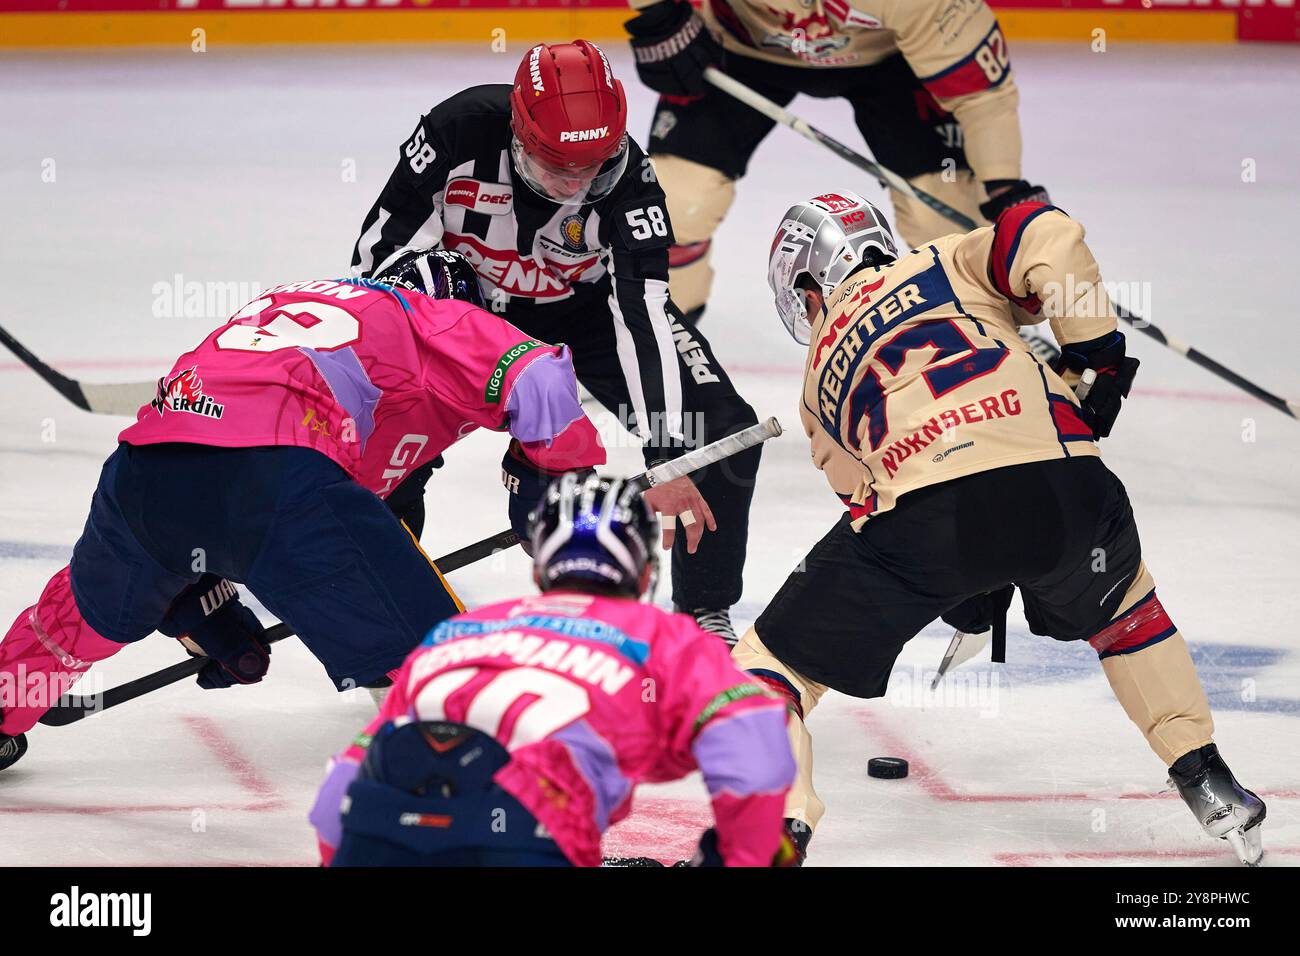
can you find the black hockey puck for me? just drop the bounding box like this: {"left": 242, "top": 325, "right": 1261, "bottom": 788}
{"left": 867, "top": 756, "right": 909, "bottom": 779}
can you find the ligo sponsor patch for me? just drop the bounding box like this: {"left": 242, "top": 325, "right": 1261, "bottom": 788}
{"left": 444, "top": 178, "right": 513, "bottom": 215}
{"left": 150, "top": 367, "right": 225, "bottom": 420}
{"left": 485, "top": 340, "right": 546, "bottom": 403}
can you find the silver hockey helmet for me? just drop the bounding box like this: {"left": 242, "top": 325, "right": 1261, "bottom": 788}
{"left": 767, "top": 192, "right": 898, "bottom": 345}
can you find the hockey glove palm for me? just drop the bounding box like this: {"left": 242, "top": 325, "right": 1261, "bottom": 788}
{"left": 159, "top": 575, "right": 271, "bottom": 689}
{"left": 1057, "top": 331, "right": 1140, "bottom": 439}
{"left": 625, "top": 0, "right": 721, "bottom": 99}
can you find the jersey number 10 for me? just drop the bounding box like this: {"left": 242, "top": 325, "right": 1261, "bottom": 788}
{"left": 413, "top": 666, "right": 592, "bottom": 751}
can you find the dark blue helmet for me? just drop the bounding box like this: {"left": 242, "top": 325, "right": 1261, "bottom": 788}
{"left": 530, "top": 473, "right": 659, "bottom": 598}
{"left": 375, "top": 248, "right": 485, "bottom": 308}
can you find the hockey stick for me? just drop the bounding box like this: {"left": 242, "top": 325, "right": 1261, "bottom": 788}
{"left": 0, "top": 324, "right": 156, "bottom": 416}
{"left": 39, "top": 417, "right": 783, "bottom": 726}
{"left": 703, "top": 68, "right": 1300, "bottom": 422}
{"left": 38, "top": 527, "right": 520, "bottom": 727}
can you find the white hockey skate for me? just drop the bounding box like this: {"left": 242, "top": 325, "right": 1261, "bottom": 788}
{"left": 1169, "top": 744, "right": 1266, "bottom": 866}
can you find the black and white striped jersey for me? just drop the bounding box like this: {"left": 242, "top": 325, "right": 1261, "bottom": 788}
{"left": 351, "top": 84, "right": 687, "bottom": 455}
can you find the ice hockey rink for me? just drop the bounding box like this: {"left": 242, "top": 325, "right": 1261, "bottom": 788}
{"left": 1, "top": 40, "right": 1297, "bottom": 867}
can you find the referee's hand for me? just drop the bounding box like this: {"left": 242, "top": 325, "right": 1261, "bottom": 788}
{"left": 643, "top": 476, "right": 717, "bottom": 553}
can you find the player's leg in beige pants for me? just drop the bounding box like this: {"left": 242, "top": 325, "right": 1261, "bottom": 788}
{"left": 652, "top": 154, "right": 737, "bottom": 317}
{"left": 888, "top": 169, "right": 988, "bottom": 247}
{"left": 1085, "top": 561, "right": 1215, "bottom": 767}
{"left": 731, "top": 627, "right": 829, "bottom": 836}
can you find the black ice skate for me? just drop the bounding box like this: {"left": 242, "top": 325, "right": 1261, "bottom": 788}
{"left": 0, "top": 732, "right": 28, "bottom": 773}
{"left": 1169, "top": 743, "right": 1265, "bottom": 866}
{"left": 688, "top": 608, "right": 737, "bottom": 646}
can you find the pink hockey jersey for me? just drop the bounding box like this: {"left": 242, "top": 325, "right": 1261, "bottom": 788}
{"left": 310, "top": 591, "right": 796, "bottom": 867}
{"left": 119, "top": 278, "right": 604, "bottom": 494}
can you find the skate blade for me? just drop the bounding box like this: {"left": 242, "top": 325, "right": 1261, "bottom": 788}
{"left": 1225, "top": 824, "right": 1264, "bottom": 866}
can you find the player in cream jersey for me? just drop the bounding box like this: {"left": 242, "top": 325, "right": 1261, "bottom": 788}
{"left": 794, "top": 192, "right": 1106, "bottom": 521}
{"left": 624, "top": 0, "right": 1047, "bottom": 322}
{"left": 732, "top": 191, "right": 1266, "bottom": 866}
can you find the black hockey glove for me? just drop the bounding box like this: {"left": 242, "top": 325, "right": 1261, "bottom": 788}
{"left": 684, "top": 823, "right": 806, "bottom": 867}
{"left": 688, "top": 827, "right": 725, "bottom": 867}
{"left": 1056, "top": 330, "right": 1140, "bottom": 439}
{"left": 979, "top": 180, "right": 1051, "bottom": 222}
{"left": 625, "top": 0, "right": 721, "bottom": 99}
{"left": 941, "top": 585, "right": 1015, "bottom": 636}
{"left": 501, "top": 440, "right": 595, "bottom": 555}
{"left": 158, "top": 575, "right": 271, "bottom": 689}
{"left": 384, "top": 453, "right": 444, "bottom": 540}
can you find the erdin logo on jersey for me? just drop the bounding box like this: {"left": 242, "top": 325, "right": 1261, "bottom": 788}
{"left": 151, "top": 367, "right": 224, "bottom": 420}
{"left": 559, "top": 126, "right": 609, "bottom": 143}
{"left": 529, "top": 46, "right": 545, "bottom": 94}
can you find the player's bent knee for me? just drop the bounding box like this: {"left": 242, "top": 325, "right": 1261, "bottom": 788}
{"left": 1086, "top": 564, "right": 1163, "bottom": 658}
{"left": 654, "top": 155, "right": 735, "bottom": 313}
{"left": 1087, "top": 573, "right": 1215, "bottom": 766}
{"left": 890, "top": 170, "right": 985, "bottom": 247}
{"left": 652, "top": 154, "right": 735, "bottom": 243}
{"left": 733, "top": 626, "right": 827, "bottom": 720}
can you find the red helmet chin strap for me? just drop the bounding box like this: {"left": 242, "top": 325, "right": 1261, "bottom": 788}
{"left": 510, "top": 39, "right": 628, "bottom": 170}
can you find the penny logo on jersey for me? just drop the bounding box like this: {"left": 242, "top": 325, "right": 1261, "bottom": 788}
{"left": 444, "top": 178, "right": 513, "bottom": 215}
{"left": 444, "top": 232, "right": 599, "bottom": 299}
{"left": 151, "top": 367, "right": 225, "bottom": 420}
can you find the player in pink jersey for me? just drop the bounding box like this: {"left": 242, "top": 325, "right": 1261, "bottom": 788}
{"left": 309, "top": 474, "right": 797, "bottom": 867}
{"left": 0, "top": 251, "right": 604, "bottom": 771}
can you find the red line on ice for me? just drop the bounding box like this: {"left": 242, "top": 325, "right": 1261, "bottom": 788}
{"left": 855, "top": 709, "right": 1299, "bottom": 803}
{"left": 0, "top": 358, "right": 1273, "bottom": 409}
{"left": 602, "top": 795, "right": 712, "bottom": 865}
{"left": 182, "top": 714, "right": 283, "bottom": 804}
{"left": 0, "top": 357, "right": 173, "bottom": 373}
{"left": 0, "top": 799, "right": 284, "bottom": 815}
{"left": 0, "top": 717, "right": 285, "bottom": 815}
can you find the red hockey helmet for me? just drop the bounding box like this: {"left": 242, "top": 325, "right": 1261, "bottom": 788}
{"left": 509, "top": 40, "right": 630, "bottom": 205}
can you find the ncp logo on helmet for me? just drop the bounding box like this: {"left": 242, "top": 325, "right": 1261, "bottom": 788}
{"left": 766, "top": 191, "right": 898, "bottom": 345}
{"left": 509, "top": 40, "right": 630, "bottom": 205}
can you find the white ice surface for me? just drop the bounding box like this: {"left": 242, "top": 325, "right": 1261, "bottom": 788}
{"left": 1, "top": 41, "right": 1297, "bottom": 866}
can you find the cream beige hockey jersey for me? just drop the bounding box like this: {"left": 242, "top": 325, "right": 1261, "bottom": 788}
{"left": 628, "top": 0, "right": 1023, "bottom": 181}
{"left": 800, "top": 202, "right": 1118, "bottom": 527}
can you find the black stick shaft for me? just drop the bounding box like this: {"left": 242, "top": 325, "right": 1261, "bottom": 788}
{"left": 38, "top": 417, "right": 784, "bottom": 726}
{"left": 703, "top": 69, "right": 1297, "bottom": 421}
{"left": 39, "top": 528, "right": 521, "bottom": 726}
{"left": 0, "top": 324, "right": 90, "bottom": 411}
